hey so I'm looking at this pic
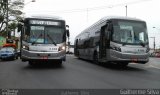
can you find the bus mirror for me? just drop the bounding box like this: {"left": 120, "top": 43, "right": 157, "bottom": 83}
{"left": 66, "top": 25, "right": 70, "bottom": 37}
{"left": 66, "top": 25, "right": 69, "bottom": 28}
{"left": 66, "top": 30, "right": 70, "bottom": 37}
{"left": 108, "top": 24, "right": 112, "bottom": 31}
{"left": 18, "top": 23, "right": 22, "bottom": 32}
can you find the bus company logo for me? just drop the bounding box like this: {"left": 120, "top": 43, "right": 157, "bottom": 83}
{"left": 49, "top": 48, "right": 57, "bottom": 50}
{"left": 137, "top": 49, "right": 145, "bottom": 53}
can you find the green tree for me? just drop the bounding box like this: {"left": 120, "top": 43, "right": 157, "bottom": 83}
{"left": 0, "top": 0, "right": 24, "bottom": 37}
{"left": 0, "top": 0, "right": 7, "bottom": 35}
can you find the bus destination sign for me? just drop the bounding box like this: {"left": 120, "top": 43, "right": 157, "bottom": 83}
{"left": 29, "top": 20, "right": 60, "bottom": 25}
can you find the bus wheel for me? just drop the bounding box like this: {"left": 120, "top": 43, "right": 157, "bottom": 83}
{"left": 58, "top": 62, "right": 62, "bottom": 66}
{"left": 56, "top": 60, "right": 62, "bottom": 67}
{"left": 118, "top": 62, "right": 129, "bottom": 67}
{"left": 93, "top": 52, "right": 98, "bottom": 64}
{"left": 28, "top": 61, "right": 35, "bottom": 66}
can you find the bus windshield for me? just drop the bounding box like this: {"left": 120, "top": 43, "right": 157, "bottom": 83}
{"left": 111, "top": 20, "right": 148, "bottom": 45}
{"left": 29, "top": 26, "right": 65, "bottom": 44}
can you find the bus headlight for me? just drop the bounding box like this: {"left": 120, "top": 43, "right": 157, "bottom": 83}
{"left": 22, "top": 45, "right": 29, "bottom": 50}
{"left": 146, "top": 47, "right": 150, "bottom": 53}
{"left": 110, "top": 46, "right": 121, "bottom": 52}
{"left": 58, "top": 46, "right": 65, "bottom": 51}
{"left": 62, "top": 46, "right": 65, "bottom": 50}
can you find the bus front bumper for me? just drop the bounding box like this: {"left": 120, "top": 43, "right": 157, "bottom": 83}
{"left": 21, "top": 49, "right": 66, "bottom": 62}
{"left": 109, "top": 50, "right": 149, "bottom": 64}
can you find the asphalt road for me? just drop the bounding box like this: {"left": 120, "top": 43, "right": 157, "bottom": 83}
{"left": 0, "top": 55, "right": 160, "bottom": 89}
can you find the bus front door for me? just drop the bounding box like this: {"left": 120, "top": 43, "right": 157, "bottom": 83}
{"left": 99, "top": 26, "right": 107, "bottom": 61}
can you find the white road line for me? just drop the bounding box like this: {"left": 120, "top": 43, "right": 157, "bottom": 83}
{"left": 129, "top": 63, "right": 160, "bottom": 70}
{"left": 149, "top": 65, "right": 160, "bottom": 70}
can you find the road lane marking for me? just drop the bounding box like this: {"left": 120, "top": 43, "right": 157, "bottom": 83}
{"left": 150, "top": 65, "right": 160, "bottom": 70}
{"left": 129, "top": 63, "right": 160, "bottom": 70}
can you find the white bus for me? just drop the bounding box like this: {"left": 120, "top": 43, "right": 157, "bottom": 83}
{"left": 74, "top": 16, "right": 149, "bottom": 66}
{"left": 18, "top": 16, "right": 69, "bottom": 66}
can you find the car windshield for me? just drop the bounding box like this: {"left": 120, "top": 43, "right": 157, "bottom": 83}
{"left": 0, "top": 47, "right": 14, "bottom": 53}
{"left": 28, "top": 26, "right": 65, "bottom": 44}
{"left": 111, "top": 20, "right": 148, "bottom": 45}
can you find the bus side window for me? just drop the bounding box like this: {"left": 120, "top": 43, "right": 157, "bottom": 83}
{"left": 84, "top": 39, "right": 90, "bottom": 48}
{"left": 94, "top": 37, "right": 100, "bottom": 46}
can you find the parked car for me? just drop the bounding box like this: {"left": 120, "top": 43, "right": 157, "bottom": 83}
{"left": 155, "top": 52, "right": 160, "bottom": 58}
{"left": 0, "top": 47, "right": 19, "bottom": 60}
{"left": 150, "top": 52, "right": 160, "bottom": 58}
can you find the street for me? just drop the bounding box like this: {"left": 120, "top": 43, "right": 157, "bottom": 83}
{"left": 0, "top": 55, "right": 160, "bottom": 89}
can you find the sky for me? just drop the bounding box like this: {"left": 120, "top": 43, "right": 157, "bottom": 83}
{"left": 23, "top": 0, "right": 160, "bottom": 49}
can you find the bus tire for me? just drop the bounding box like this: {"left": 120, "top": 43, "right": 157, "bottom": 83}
{"left": 58, "top": 62, "right": 62, "bottom": 66}
{"left": 93, "top": 52, "right": 98, "bottom": 64}
{"left": 28, "top": 61, "right": 35, "bottom": 66}
{"left": 56, "top": 60, "right": 62, "bottom": 67}
{"left": 118, "top": 62, "right": 129, "bottom": 67}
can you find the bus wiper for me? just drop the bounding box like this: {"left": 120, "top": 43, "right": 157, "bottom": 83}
{"left": 47, "top": 34, "right": 57, "bottom": 46}
{"left": 31, "top": 34, "right": 43, "bottom": 45}
{"left": 122, "top": 43, "right": 126, "bottom": 46}
{"left": 139, "top": 41, "right": 145, "bottom": 47}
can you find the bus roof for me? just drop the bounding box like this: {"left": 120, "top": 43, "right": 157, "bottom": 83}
{"left": 76, "top": 16, "right": 145, "bottom": 38}
{"left": 100, "top": 16, "right": 144, "bottom": 22}
{"left": 24, "top": 15, "right": 64, "bottom": 21}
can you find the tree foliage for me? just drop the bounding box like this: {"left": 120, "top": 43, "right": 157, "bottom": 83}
{"left": 0, "top": 0, "right": 24, "bottom": 36}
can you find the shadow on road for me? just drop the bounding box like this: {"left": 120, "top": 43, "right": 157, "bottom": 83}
{"left": 102, "top": 63, "right": 146, "bottom": 72}
{"left": 77, "top": 58, "right": 146, "bottom": 72}
{"left": 23, "top": 63, "right": 64, "bottom": 70}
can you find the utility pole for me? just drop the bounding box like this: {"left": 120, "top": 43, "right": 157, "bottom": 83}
{"left": 153, "top": 37, "right": 155, "bottom": 52}
{"left": 152, "top": 27, "right": 160, "bottom": 51}
{"left": 125, "top": 5, "right": 127, "bottom": 17}
{"left": 150, "top": 37, "right": 156, "bottom": 52}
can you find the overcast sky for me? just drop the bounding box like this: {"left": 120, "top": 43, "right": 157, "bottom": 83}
{"left": 23, "top": 0, "right": 160, "bottom": 48}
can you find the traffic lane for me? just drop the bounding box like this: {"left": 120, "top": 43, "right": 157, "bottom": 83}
{"left": 0, "top": 59, "right": 116, "bottom": 89}
{"left": 0, "top": 56, "right": 159, "bottom": 89}
{"left": 148, "top": 57, "right": 160, "bottom": 70}
{"left": 67, "top": 55, "right": 160, "bottom": 88}
{"left": 0, "top": 59, "right": 67, "bottom": 89}
{"left": 0, "top": 55, "right": 159, "bottom": 89}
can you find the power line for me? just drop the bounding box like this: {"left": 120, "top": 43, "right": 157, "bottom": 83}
{"left": 25, "top": 0, "right": 153, "bottom": 14}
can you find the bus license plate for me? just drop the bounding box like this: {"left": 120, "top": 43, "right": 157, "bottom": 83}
{"left": 131, "top": 58, "right": 138, "bottom": 62}
{"left": 41, "top": 56, "right": 48, "bottom": 59}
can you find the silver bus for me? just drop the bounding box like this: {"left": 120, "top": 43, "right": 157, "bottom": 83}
{"left": 18, "top": 16, "right": 69, "bottom": 66}
{"left": 74, "top": 16, "right": 149, "bottom": 66}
